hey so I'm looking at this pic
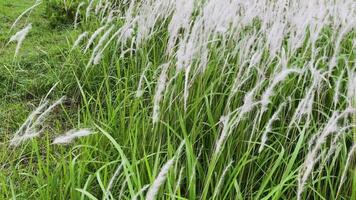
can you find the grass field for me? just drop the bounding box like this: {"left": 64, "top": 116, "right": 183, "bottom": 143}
{"left": 0, "top": 0, "right": 355, "bottom": 199}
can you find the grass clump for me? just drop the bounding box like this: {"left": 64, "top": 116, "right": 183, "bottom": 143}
{"left": 0, "top": 0, "right": 355, "bottom": 200}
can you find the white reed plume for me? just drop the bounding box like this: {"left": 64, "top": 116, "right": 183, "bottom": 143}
{"left": 10, "top": 96, "right": 65, "bottom": 146}
{"left": 259, "top": 103, "right": 285, "bottom": 153}
{"left": 333, "top": 71, "right": 344, "bottom": 107}
{"left": 104, "top": 162, "right": 124, "bottom": 200}
{"left": 84, "top": 25, "right": 107, "bottom": 53}
{"left": 347, "top": 71, "right": 356, "bottom": 107}
{"left": 10, "top": 0, "right": 41, "bottom": 31}
{"left": 173, "top": 167, "right": 184, "bottom": 195}
{"left": 74, "top": 2, "right": 85, "bottom": 29}
{"left": 94, "top": 0, "right": 103, "bottom": 15}
{"left": 166, "top": 0, "right": 194, "bottom": 55}
{"left": 212, "top": 160, "right": 234, "bottom": 199}
{"left": 297, "top": 108, "right": 356, "bottom": 200}
{"left": 146, "top": 157, "right": 175, "bottom": 200}
{"left": 152, "top": 63, "right": 170, "bottom": 124}
{"left": 336, "top": 143, "right": 356, "bottom": 198}
{"left": 136, "top": 63, "right": 151, "bottom": 98}
{"left": 328, "top": 19, "right": 356, "bottom": 74}
{"left": 260, "top": 68, "right": 301, "bottom": 113}
{"left": 72, "top": 31, "right": 89, "bottom": 49}
{"left": 52, "top": 128, "right": 93, "bottom": 144}
{"left": 8, "top": 24, "right": 32, "bottom": 58}
{"left": 240, "top": 87, "right": 259, "bottom": 116}
{"left": 132, "top": 185, "right": 150, "bottom": 200}
{"left": 214, "top": 114, "right": 231, "bottom": 155}
{"left": 86, "top": 0, "right": 94, "bottom": 21}
{"left": 31, "top": 96, "right": 66, "bottom": 128}
{"left": 88, "top": 25, "right": 114, "bottom": 66}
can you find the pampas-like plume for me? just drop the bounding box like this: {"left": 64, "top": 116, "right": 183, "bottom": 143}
{"left": 74, "top": 2, "right": 85, "bottom": 29}
{"left": 132, "top": 185, "right": 150, "bottom": 200}
{"left": 10, "top": 96, "right": 65, "bottom": 146}
{"left": 8, "top": 24, "right": 32, "bottom": 58}
{"left": 260, "top": 68, "right": 301, "bottom": 113}
{"left": 136, "top": 63, "right": 151, "bottom": 98}
{"left": 72, "top": 31, "right": 89, "bottom": 49}
{"left": 152, "top": 63, "right": 170, "bottom": 124}
{"left": 297, "top": 108, "right": 356, "bottom": 200}
{"left": 146, "top": 158, "right": 175, "bottom": 200}
{"left": 336, "top": 143, "right": 356, "bottom": 197}
{"left": 259, "top": 103, "right": 285, "bottom": 153}
{"left": 87, "top": 25, "right": 114, "bottom": 67}
{"left": 85, "top": 0, "right": 94, "bottom": 21}
{"left": 84, "top": 25, "right": 107, "bottom": 53}
{"left": 10, "top": 0, "right": 41, "bottom": 31}
{"left": 214, "top": 114, "right": 231, "bottom": 155}
{"left": 212, "top": 160, "right": 233, "bottom": 199}
{"left": 104, "top": 162, "right": 124, "bottom": 200}
{"left": 52, "top": 129, "right": 93, "bottom": 144}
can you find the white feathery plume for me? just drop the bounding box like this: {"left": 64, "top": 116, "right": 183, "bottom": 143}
{"left": 347, "top": 71, "right": 356, "bottom": 107}
{"left": 336, "top": 143, "right": 356, "bottom": 197}
{"left": 259, "top": 103, "right": 285, "bottom": 153}
{"left": 240, "top": 88, "right": 258, "bottom": 116}
{"left": 104, "top": 162, "right": 124, "bottom": 200}
{"left": 260, "top": 68, "right": 301, "bottom": 113}
{"left": 173, "top": 167, "right": 184, "bottom": 195}
{"left": 72, "top": 31, "right": 89, "bottom": 49}
{"left": 52, "top": 129, "right": 93, "bottom": 144}
{"left": 333, "top": 71, "right": 344, "bottom": 107}
{"left": 297, "top": 108, "right": 356, "bottom": 200}
{"left": 8, "top": 24, "right": 32, "bottom": 58}
{"left": 31, "top": 96, "right": 66, "bottom": 128}
{"left": 88, "top": 25, "right": 114, "bottom": 66}
{"left": 94, "top": 0, "right": 103, "bottom": 15}
{"left": 132, "top": 185, "right": 150, "bottom": 200}
{"left": 10, "top": 96, "right": 65, "bottom": 147}
{"left": 74, "top": 2, "right": 85, "bottom": 29}
{"left": 99, "top": 0, "right": 111, "bottom": 21}
{"left": 136, "top": 62, "right": 153, "bottom": 97}
{"left": 152, "top": 63, "right": 170, "bottom": 124}
{"left": 84, "top": 25, "right": 107, "bottom": 53}
{"left": 166, "top": 0, "right": 194, "bottom": 55}
{"left": 146, "top": 157, "right": 175, "bottom": 200}
{"left": 10, "top": 0, "right": 41, "bottom": 31}
{"left": 86, "top": 0, "right": 94, "bottom": 21}
{"left": 212, "top": 160, "right": 233, "bottom": 199}
{"left": 214, "top": 114, "right": 231, "bottom": 155}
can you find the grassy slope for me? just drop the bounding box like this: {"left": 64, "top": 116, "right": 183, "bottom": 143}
{"left": 0, "top": 1, "right": 78, "bottom": 198}
{"left": 0, "top": 1, "right": 355, "bottom": 200}
{"left": 0, "top": 0, "right": 70, "bottom": 132}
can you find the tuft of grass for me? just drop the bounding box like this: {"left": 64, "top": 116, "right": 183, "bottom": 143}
{"left": 0, "top": 0, "right": 355, "bottom": 200}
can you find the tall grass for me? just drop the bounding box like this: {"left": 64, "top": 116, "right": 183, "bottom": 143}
{"left": 1, "top": 0, "right": 355, "bottom": 199}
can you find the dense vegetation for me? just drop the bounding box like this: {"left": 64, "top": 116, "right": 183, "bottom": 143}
{"left": 0, "top": 0, "right": 355, "bottom": 199}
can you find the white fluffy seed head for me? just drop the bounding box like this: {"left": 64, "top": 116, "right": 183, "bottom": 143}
{"left": 214, "top": 113, "right": 231, "bottom": 155}
{"left": 146, "top": 158, "right": 175, "bottom": 200}
{"left": 72, "top": 31, "right": 89, "bottom": 49}
{"left": 259, "top": 103, "right": 285, "bottom": 153}
{"left": 9, "top": 24, "right": 32, "bottom": 57}
{"left": 10, "top": 96, "right": 65, "bottom": 147}
{"left": 84, "top": 25, "right": 107, "bottom": 53}
{"left": 261, "top": 68, "right": 301, "bottom": 112}
{"left": 74, "top": 2, "right": 85, "bottom": 29}
{"left": 52, "top": 128, "right": 93, "bottom": 144}
{"left": 152, "top": 63, "right": 170, "bottom": 124}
